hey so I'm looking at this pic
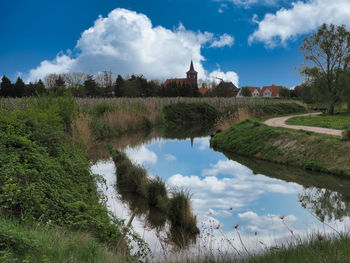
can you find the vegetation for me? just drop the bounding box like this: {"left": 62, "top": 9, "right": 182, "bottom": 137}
{"left": 286, "top": 112, "right": 350, "bottom": 130}
{"left": 210, "top": 119, "right": 350, "bottom": 177}
{"left": 163, "top": 102, "right": 222, "bottom": 127}
{"left": 0, "top": 217, "right": 133, "bottom": 263}
{"left": 300, "top": 23, "right": 350, "bottom": 114}
{"left": 240, "top": 86, "right": 251, "bottom": 97}
{"left": 0, "top": 94, "right": 147, "bottom": 262}
{"left": 246, "top": 102, "right": 307, "bottom": 116}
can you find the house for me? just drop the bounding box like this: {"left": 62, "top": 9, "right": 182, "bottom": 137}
{"left": 163, "top": 60, "right": 198, "bottom": 87}
{"left": 237, "top": 87, "right": 261, "bottom": 97}
{"left": 259, "top": 85, "right": 282, "bottom": 97}
{"left": 215, "top": 81, "right": 240, "bottom": 97}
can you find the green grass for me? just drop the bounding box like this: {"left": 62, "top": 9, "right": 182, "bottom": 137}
{"left": 210, "top": 119, "right": 350, "bottom": 177}
{"left": 0, "top": 217, "right": 135, "bottom": 263}
{"left": 286, "top": 112, "right": 350, "bottom": 130}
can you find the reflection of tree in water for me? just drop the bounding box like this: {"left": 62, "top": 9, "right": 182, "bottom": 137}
{"left": 299, "top": 187, "right": 350, "bottom": 222}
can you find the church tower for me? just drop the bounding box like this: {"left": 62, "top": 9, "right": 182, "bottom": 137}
{"left": 186, "top": 60, "right": 198, "bottom": 84}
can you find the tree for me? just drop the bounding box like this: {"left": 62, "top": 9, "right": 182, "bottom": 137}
{"left": 84, "top": 75, "right": 100, "bottom": 97}
{"left": 114, "top": 75, "right": 124, "bottom": 97}
{"left": 0, "top": 75, "right": 14, "bottom": 97}
{"left": 300, "top": 23, "right": 350, "bottom": 114}
{"left": 240, "top": 86, "right": 251, "bottom": 97}
{"left": 14, "top": 77, "right": 25, "bottom": 97}
{"left": 278, "top": 86, "right": 291, "bottom": 98}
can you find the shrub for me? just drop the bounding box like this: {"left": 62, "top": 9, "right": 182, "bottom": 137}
{"left": 342, "top": 126, "right": 350, "bottom": 141}
{"left": 163, "top": 102, "right": 222, "bottom": 127}
{"left": 91, "top": 102, "right": 115, "bottom": 117}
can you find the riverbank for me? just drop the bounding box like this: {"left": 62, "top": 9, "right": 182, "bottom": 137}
{"left": 210, "top": 119, "right": 350, "bottom": 177}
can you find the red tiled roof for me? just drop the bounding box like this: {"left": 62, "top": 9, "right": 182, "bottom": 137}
{"left": 198, "top": 88, "right": 211, "bottom": 95}
{"left": 259, "top": 86, "right": 282, "bottom": 97}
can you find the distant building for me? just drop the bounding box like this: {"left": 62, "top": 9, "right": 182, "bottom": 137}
{"left": 259, "top": 85, "right": 282, "bottom": 97}
{"left": 163, "top": 60, "right": 198, "bottom": 87}
{"left": 237, "top": 87, "right": 260, "bottom": 97}
{"left": 237, "top": 85, "right": 283, "bottom": 97}
{"left": 215, "top": 81, "right": 240, "bottom": 97}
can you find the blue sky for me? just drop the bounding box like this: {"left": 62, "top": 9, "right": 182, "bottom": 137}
{"left": 1, "top": 0, "right": 350, "bottom": 87}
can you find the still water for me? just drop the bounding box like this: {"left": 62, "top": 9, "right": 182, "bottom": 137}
{"left": 92, "top": 135, "right": 350, "bottom": 258}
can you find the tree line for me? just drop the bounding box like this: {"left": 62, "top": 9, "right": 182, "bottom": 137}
{"left": 0, "top": 72, "right": 201, "bottom": 98}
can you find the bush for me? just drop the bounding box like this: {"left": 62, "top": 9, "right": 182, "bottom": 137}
{"left": 342, "top": 126, "right": 350, "bottom": 140}
{"left": 249, "top": 103, "right": 307, "bottom": 115}
{"left": 91, "top": 102, "right": 115, "bottom": 117}
{"left": 163, "top": 102, "right": 222, "bottom": 127}
{"left": 0, "top": 98, "right": 123, "bottom": 246}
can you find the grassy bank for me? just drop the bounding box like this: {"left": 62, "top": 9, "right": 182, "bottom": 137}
{"left": 210, "top": 119, "right": 350, "bottom": 177}
{"left": 286, "top": 111, "right": 350, "bottom": 129}
{"left": 0, "top": 217, "right": 133, "bottom": 263}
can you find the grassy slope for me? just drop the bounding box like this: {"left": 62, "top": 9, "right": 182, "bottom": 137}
{"left": 210, "top": 119, "right": 350, "bottom": 176}
{"left": 0, "top": 217, "right": 133, "bottom": 263}
{"left": 286, "top": 112, "right": 350, "bottom": 130}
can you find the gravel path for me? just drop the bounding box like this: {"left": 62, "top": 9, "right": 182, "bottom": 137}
{"left": 264, "top": 112, "right": 343, "bottom": 137}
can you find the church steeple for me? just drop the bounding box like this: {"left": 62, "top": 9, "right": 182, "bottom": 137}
{"left": 186, "top": 60, "right": 198, "bottom": 83}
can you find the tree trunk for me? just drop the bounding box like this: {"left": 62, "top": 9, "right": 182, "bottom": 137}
{"left": 329, "top": 103, "right": 335, "bottom": 115}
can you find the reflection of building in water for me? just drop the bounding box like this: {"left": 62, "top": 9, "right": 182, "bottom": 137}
{"left": 191, "top": 137, "right": 194, "bottom": 148}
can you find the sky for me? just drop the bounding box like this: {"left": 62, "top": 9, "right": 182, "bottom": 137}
{"left": 1, "top": 0, "right": 350, "bottom": 88}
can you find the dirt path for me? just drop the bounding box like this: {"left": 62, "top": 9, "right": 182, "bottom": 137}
{"left": 264, "top": 112, "right": 343, "bottom": 137}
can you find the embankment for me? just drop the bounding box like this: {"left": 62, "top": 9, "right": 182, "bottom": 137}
{"left": 210, "top": 119, "right": 350, "bottom": 177}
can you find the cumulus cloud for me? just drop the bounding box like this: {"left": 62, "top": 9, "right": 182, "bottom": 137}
{"left": 209, "top": 69, "right": 239, "bottom": 87}
{"left": 249, "top": 0, "right": 350, "bottom": 47}
{"left": 210, "top": 33, "right": 234, "bottom": 48}
{"left": 125, "top": 145, "right": 157, "bottom": 165}
{"left": 217, "top": 0, "right": 278, "bottom": 9}
{"left": 26, "top": 8, "right": 237, "bottom": 83}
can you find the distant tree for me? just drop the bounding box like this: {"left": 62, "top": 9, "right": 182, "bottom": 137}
{"left": 45, "top": 74, "right": 60, "bottom": 90}
{"left": 300, "top": 23, "right": 350, "bottom": 114}
{"left": 84, "top": 75, "right": 100, "bottom": 97}
{"left": 14, "top": 77, "right": 25, "bottom": 97}
{"left": 0, "top": 75, "right": 13, "bottom": 97}
{"left": 293, "top": 83, "right": 314, "bottom": 103}
{"left": 96, "top": 71, "right": 114, "bottom": 97}
{"left": 114, "top": 75, "right": 124, "bottom": 97}
{"left": 240, "top": 86, "right": 251, "bottom": 97}
{"left": 278, "top": 87, "right": 291, "bottom": 98}
{"left": 53, "top": 75, "right": 66, "bottom": 92}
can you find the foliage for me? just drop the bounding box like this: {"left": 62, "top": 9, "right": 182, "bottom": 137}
{"left": 0, "top": 217, "right": 137, "bottom": 263}
{"left": 91, "top": 102, "right": 115, "bottom": 117}
{"left": 248, "top": 103, "right": 307, "bottom": 115}
{"left": 300, "top": 23, "right": 350, "bottom": 114}
{"left": 240, "top": 86, "right": 251, "bottom": 97}
{"left": 0, "top": 96, "right": 124, "bottom": 247}
{"left": 163, "top": 102, "right": 222, "bottom": 127}
{"left": 278, "top": 86, "right": 291, "bottom": 97}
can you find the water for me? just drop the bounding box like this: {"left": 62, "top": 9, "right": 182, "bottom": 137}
{"left": 92, "top": 135, "right": 350, "bottom": 259}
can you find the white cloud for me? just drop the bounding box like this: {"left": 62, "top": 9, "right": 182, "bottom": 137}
{"left": 26, "top": 8, "right": 237, "bottom": 83}
{"left": 210, "top": 33, "right": 234, "bottom": 48}
{"left": 249, "top": 0, "right": 350, "bottom": 47}
{"left": 164, "top": 154, "right": 177, "bottom": 162}
{"left": 209, "top": 69, "right": 239, "bottom": 87}
{"left": 125, "top": 145, "right": 157, "bottom": 165}
{"left": 217, "top": 0, "right": 278, "bottom": 9}
{"left": 195, "top": 137, "right": 210, "bottom": 151}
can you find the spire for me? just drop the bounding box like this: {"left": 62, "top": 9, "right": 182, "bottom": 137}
{"left": 187, "top": 60, "right": 197, "bottom": 74}
{"left": 190, "top": 60, "right": 194, "bottom": 71}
